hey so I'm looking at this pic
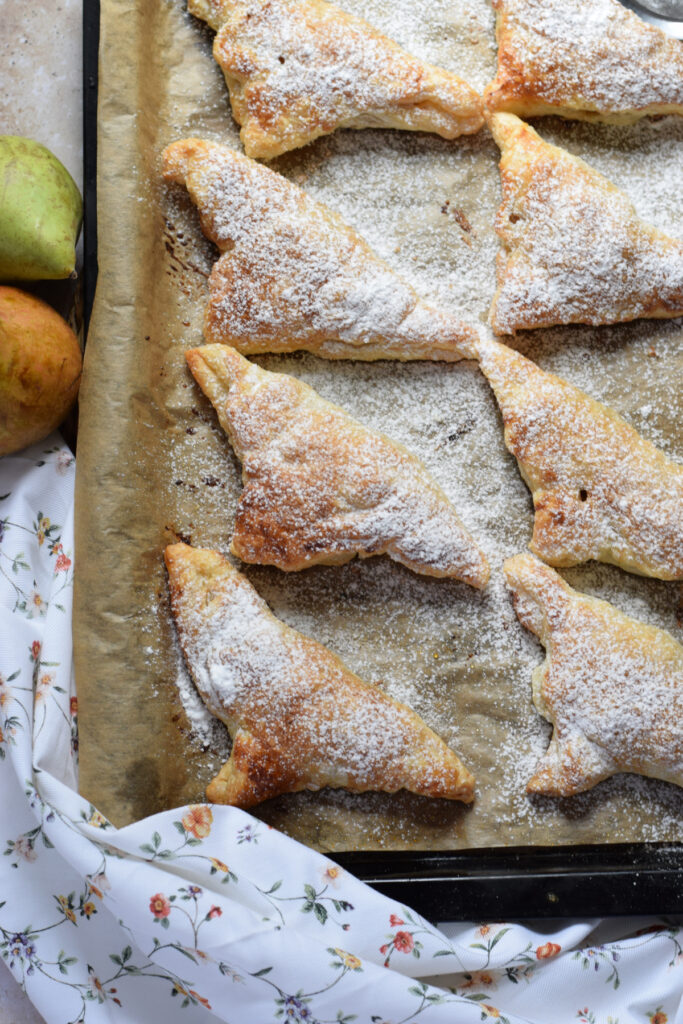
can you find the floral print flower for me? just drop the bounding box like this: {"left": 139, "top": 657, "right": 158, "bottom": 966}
{"left": 87, "top": 809, "right": 109, "bottom": 828}
{"left": 87, "top": 967, "right": 121, "bottom": 1007}
{"left": 149, "top": 893, "right": 171, "bottom": 919}
{"left": 461, "top": 971, "right": 494, "bottom": 990}
{"left": 393, "top": 931, "right": 414, "bottom": 954}
{"left": 30, "top": 640, "right": 41, "bottom": 661}
{"left": 189, "top": 990, "right": 211, "bottom": 1010}
{"left": 210, "top": 857, "right": 229, "bottom": 873}
{"left": 321, "top": 864, "right": 343, "bottom": 888}
{"left": 187, "top": 885, "right": 203, "bottom": 896}
{"left": 332, "top": 948, "right": 362, "bottom": 971}
{"left": 649, "top": 1010, "right": 668, "bottom": 1024}
{"left": 36, "top": 516, "right": 50, "bottom": 546}
{"left": 207, "top": 906, "right": 222, "bottom": 920}
{"left": 181, "top": 805, "right": 213, "bottom": 839}
{"left": 70, "top": 696, "right": 78, "bottom": 716}
{"left": 0, "top": 683, "right": 12, "bottom": 710}
{"left": 56, "top": 450, "right": 74, "bottom": 474}
{"left": 28, "top": 588, "right": 47, "bottom": 618}
{"left": 55, "top": 548, "right": 71, "bottom": 573}
{"left": 87, "top": 872, "right": 110, "bottom": 899}
{"left": 482, "top": 1006, "right": 500, "bottom": 1019}
{"left": 57, "top": 895, "right": 76, "bottom": 924}
{"left": 389, "top": 914, "right": 405, "bottom": 927}
{"left": 7, "top": 932, "right": 39, "bottom": 973}
{"left": 236, "top": 823, "right": 258, "bottom": 844}
{"left": 280, "top": 994, "right": 313, "bottom": 1021}
{"left": 35, "top": 672, "right": 54, "bottom": 704}
{"left": 13, "top": 836, "right": 37, "bottom": 862}
{"left": 81, "top": 901, "right": 97, "bottom": 918}
{"left": 536, "top": 942, "right": 561, "bottom": 960}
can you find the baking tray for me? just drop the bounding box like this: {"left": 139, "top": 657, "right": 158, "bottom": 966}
{"left": 81, "top": 0, "right": 683, "bottom": 919}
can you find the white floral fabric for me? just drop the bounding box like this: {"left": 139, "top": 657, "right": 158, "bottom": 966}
{"left": 0, "top": 437, "right": 681, "bottom": 1024}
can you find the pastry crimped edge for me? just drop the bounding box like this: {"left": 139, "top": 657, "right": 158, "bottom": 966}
{"left": 165, "top": 541, "right": 476, "bottom": 806}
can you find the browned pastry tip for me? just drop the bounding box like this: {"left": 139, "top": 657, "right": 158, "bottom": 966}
{"left": 471, "top": 334, "right": 683, "bottom": 580}
{"left": 162, "top": 137, "right": 478, "bottom": 362}
{"left": 484, "top": 0, "right": 683, "bottom": 124}
{"left": 165, "top": 541, "right": 476, "bottom": 807}
{"left": 184, "top": 344, "right": 490, "bottom": 585}
{"left": 190, "top": 0, "right": 484, "bottom": 159}
{"left": 504, "top": 552, "right": 683, "bottom": 797}
{"left": 487, "top": 113, "right": 683, "bottom": 334}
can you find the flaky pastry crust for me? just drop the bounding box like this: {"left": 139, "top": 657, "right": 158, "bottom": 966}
{"left": 188, "top": 0, "right": 484, "bottom": 159}
{"left": 165, "top": 542, "right": 476, "bottom": 806}
{"left": 162, "top": 138, "right": 478, "bottom": 361}
{"left": 484, "top": 0, "right": 683, "bottom": 124}
{"left": 474, "top": 335, "right": 683, "bottom": 580}
{"left": 185, "top": 344, "right": 489, "bottom": 585}
{"left": 504, "top": 553, "right": 683, "bottom": 796}
{"left": 487, "top": 113, "right": 683, "bottom": 334}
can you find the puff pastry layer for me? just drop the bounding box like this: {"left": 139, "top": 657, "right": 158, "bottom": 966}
{"left": 504, "top": 553, "right": 683, "bottom": 796}
{"left": 485, "top": 0, "right": 683, "bottom": 124}
{"left": 186, "top": 344, "right": 489, "bottom": 585}
{"left": 165, "top": 542, "right": 476, "bottom": 806}
{"left": 189, "top": 0, "right": 484, "bottom": 159}
{"left": 474, "top": 335, "right": 683, "bottom": 580}
{"left": 488, "top": 113, "right": 683, "bottom": 334}
{"left": 162, "top": 138, "right": 478, "bottom": 361}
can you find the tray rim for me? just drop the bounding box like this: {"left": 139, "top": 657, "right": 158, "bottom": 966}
{"left": 82, "top": 0, "right": 682, "bottom": 921}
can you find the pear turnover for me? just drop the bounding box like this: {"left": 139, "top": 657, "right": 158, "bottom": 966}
{"left": 474, "top": 335, "right": 683, "bottom": 580}
{"left": 188, "top": 0, "right": 484, "bottom": 159}
{"left": 162, "top": 138, "right": 478, "bottom": 361}
{"left": 165, "top": 542, "right": 476, "bottom": 807}
{"left": 488, "top": 113, "right": 683, "bottom": 334}
{"left": 484, "top": 0, "right": 683, "bottom": 124}
{"left": 504, "top": 553, "right": 683, "bottom": 797}
{"left": 185, "top": 344, "right": 489, "bottom": 586}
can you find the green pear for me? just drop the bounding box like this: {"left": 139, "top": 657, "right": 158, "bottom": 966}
{"left": 0, "top": 136, "right": 82, "bottom": 280}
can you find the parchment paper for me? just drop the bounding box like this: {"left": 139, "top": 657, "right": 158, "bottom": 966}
{"left": 75, "top": 0, "right": 683, "bottom": 847}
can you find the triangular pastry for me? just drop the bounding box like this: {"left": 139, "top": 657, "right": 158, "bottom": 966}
{"left": 188, "top": 0, "right": 484, "bottom": 159}
{"left": 165, "top": 542, "right": 476, "bottom": 806}
{"left": 484, "top": 0, "right": 683, "bottom": 124}
{"left": 162, "top": 138, "right": 478, "bottom": 361}
{"left": 474, "top": 335, "right": 683, "bottom": 580}
{"left": 488, "top": 113, "right": 683, "bottom": 334}
{"left": 185, "top": 344, "right": 490, "bottom": 586}
{"left": 504, "top": 552, "right": 683, "bottom": 796}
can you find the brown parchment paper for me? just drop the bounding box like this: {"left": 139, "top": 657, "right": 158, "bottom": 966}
{"left": 75, "top": 0, "right": 683, "bottom": 847}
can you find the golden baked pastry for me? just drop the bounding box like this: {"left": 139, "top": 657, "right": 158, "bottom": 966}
{"left": 185, "top": 343, "right": 490, "bottom": 586}
{"left": 162, "top": 138, "right": 478, "bottom": 361}
{"left": 488, "top": 113, "right": 683, "bottom": 334}
{"left": 188, "top": 0, "right": 484, "bottom": 159}
{"left": 474, "top": 334, "right": 683, "bottom": 580}
{"left": 484, "top": 0, "right": 683, "bottom": 124}
{"left": 504, "top": 552, "right": 683, "bottom": 796}
{"left": 165, "top": 542, "right": 476, "bottom": 806}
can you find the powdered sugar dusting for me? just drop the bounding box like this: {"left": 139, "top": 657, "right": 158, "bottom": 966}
{"left": 490, "top": 115, "right": 683, "bottom": 333}
{"left": 505, "top": 554, "right": 683, "bottom": 793}
{"left": 207, "top": 0, "right": 483, "bottom": 158}
{"left": 188, "top": 345, "right": 488, "bottom": 583}
{"left": 488, "top": 0, "right": 683, "bottom": 116}
{"left": 163, "top": 139, "right": 475, "bottom": 359}
{"left": 477, "top": 338, "right": 683, "bottom": 578}
{"left": 169, "top": 547, "right": 473, "bottom": 798}
{"left": 151, "top": 0, "right": 683, "bottom": 848}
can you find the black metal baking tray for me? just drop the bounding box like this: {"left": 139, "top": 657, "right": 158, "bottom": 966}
{"left": 82, "top": 0, "right": 682, "bottom": 921}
